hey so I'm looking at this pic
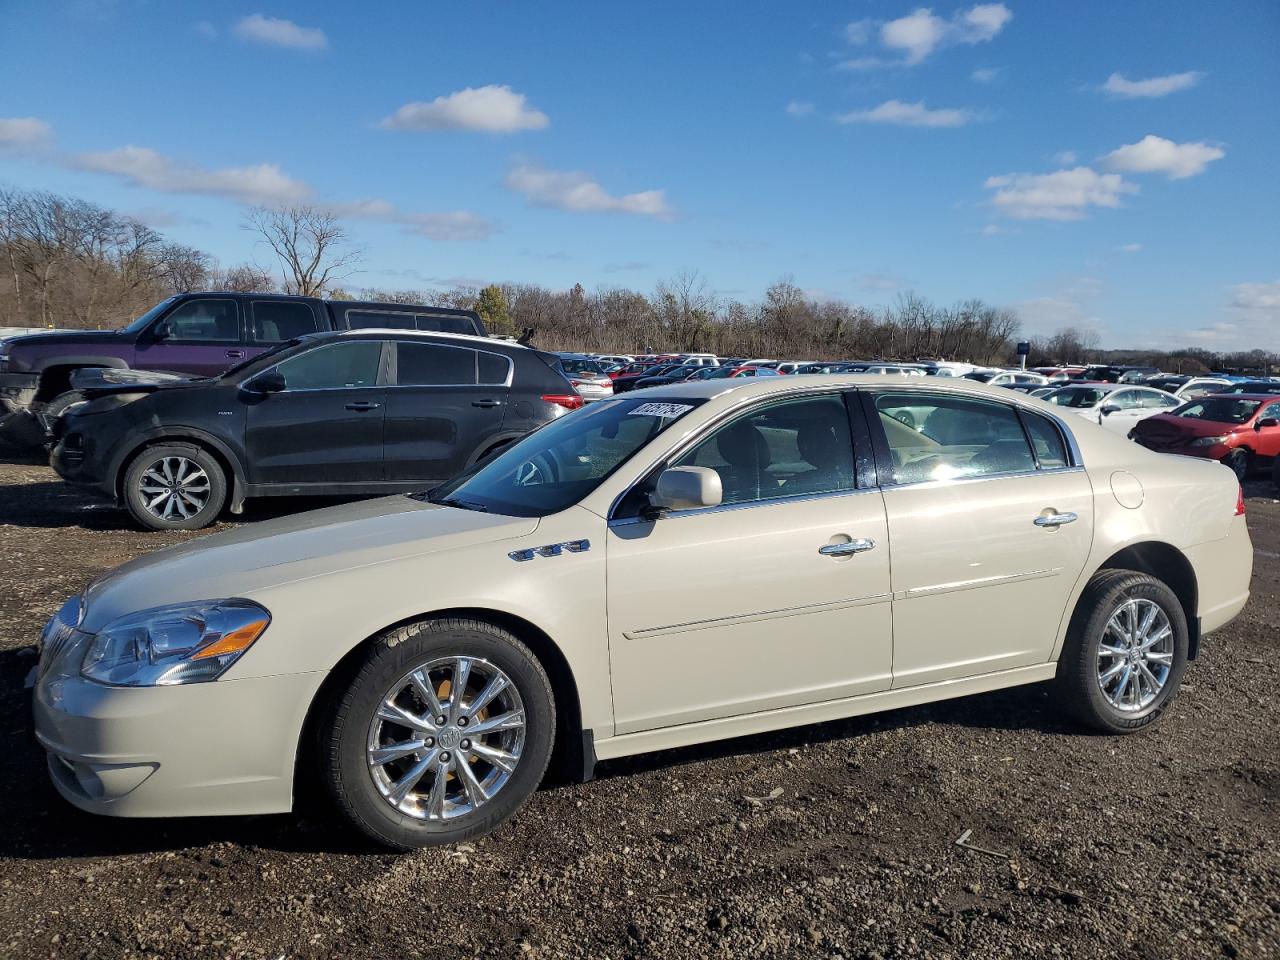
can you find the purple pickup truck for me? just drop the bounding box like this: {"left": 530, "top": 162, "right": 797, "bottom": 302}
{"left": 0, "top": 292, "right": 485, "bottom": 440}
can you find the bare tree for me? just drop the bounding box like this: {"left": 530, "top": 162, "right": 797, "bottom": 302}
{"left": 243, "top": 205, "right": 361, "bottom": 296}
{"left": 157, "top": 243, "right": 213, "bottom": 294}
{"left": 214, "top": 262, "right": 278, "bottom": 293}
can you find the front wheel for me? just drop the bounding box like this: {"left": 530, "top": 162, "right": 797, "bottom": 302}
{"left": 1222, "top": 448, "right": 1250, "bottom": 482}
{"left": 322, "top": 618, "right": 555, "bottom": 850}
{"left": 1054, "top": 570, "right": 1189, "bottom": 733}
{"left": 122, "top": 443, "right": 227, "bottom": 531}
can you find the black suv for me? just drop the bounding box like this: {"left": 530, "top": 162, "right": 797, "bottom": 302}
{"left": 50, "top": 331, "right": 580, "bottom": 530}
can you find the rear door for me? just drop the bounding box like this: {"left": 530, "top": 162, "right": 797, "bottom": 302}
{"left": 134, "top": 297, "right": 245, "bottom": 376}
{"left": 244, "top": 340, "right": 387, "bottom": 484}
{"left": 382, "top": 340, "right": 511, "bottom": 481}
{"left": 867, "top": 390, "right": 1095, "bottom": 687}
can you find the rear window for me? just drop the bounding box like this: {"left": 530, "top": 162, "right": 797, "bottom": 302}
{"left": 560, "top": 358, "right": 607, "bottom": 376}
{"left": 253, "top": 301, "right": 321, "bottom": 342}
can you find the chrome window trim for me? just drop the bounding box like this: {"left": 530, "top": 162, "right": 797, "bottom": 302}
{"left": 607, "top": 485, "right": 879, "bottom": 528}
{"left": 876, "top": 463, "right": 1086, "bottom": 492}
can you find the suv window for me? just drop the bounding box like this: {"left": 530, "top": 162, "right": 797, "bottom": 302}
{"left": 274, "top": 341, "right": 382, "bottom": 390}
{"left": 346, "top": 309, "right": 477, "bottom": 335}
{"left": 875, "top": 393, "right": 1036, "bottom": 483}
{"left": 162, "top": 299, "right": 239, "bottom": 342}
{"left": 396, "top": 342, "right": 476, "bottom": 386}
{"left": 672, "top": 395, "right": 856, "bottom": 505}
{"left": 253, "top": 301, "right": 321, "bottom": 342}
{"left": 1022, "top": 411, "right": 1069, "bottom": 468}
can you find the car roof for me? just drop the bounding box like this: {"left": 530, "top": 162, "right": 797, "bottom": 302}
{"left": 322, "top": 328, "right": 530, "bottom": 350}
{"left": 1221, "top": 393, "right": 1280, "bottom": 401}
{"left": 619, "top": 371, "right": 1068, "bottom": 404}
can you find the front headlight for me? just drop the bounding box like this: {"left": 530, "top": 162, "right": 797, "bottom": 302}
{"left": 80, "top": 599, "right": 270, "bottom": 687}
{"left": 1188, "top": 435, "right": 1228, "bottom": 447}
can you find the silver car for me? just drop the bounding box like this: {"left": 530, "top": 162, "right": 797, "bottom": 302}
{"left": 556, "top": 354, "right": 615, "bottom": 402}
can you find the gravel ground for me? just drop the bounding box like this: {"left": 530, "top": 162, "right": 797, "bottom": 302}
{"left": 0, "top": 449, "right": 1277, "bottom": 960}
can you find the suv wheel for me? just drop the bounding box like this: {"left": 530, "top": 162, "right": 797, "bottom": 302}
{"left": 40, "top": 390, "right": 86, "bottom": 427}
{"left": 122, "top": 443, "right": 227, "bottom": 531}
{"left": 1055, "top": 570, "right": 1188, "bottom": 733}
{"left": 322, "top": 618, "right": 555, "bottom": 850}
{"left": 1222, "top": 448, "right": 1250, "bottom": 482}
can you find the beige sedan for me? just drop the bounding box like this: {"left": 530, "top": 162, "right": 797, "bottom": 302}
{"left": 34, "top": 376, "right": 1252, "bottom": 849}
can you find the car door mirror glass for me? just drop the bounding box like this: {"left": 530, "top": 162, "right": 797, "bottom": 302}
{"left": 650, "top": 466, "right": 723, "bottom": 514}
{"left": 1257, "top": 417, "right": 1279, "bottom": 429}
{"left": 1100, "top": 404, "right": 1119, "bottom": 416}
{"left": 247, "top": 370, "right": 287, "bottom": 394}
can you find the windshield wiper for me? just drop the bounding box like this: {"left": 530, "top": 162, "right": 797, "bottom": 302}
{"left": 432, "top": 495, "right": 488, "bottom": 513}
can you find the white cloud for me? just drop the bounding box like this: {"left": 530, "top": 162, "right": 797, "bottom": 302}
{"left": 504, "top": 163, "right": 672, "bottom": 219}
{"left": 881, "top": 4, "right": 1012, "bottom": 65}
{"left": 858, "top": 272, "right": 904, "bottom": 291}
{"left": 0, "top": 116, "right": 53, "bottom": 149}
{"left": 785, "top": 100, "right": 815, "bottom": 117}
{"left": 837, "top": 99, "right": 973, "bottom": 128}
{"left": 1118, "top": 242, "right": 1142, "bottom": 253}
{"left": 233, "top": 14, "right": 327, "bottom": 51}
{"left": 845, "top": 18, "right": 872, "bottom": 44}
{"left": 970, "top": 66, "right": 1002, "bottom": 84}
{"left": 1101, "top": 71, "right": 1204, "bottom": 99}
{"left": 984, "top": 166, "right": 1138, "bottom": 220}
{"left": 329, "top": 199, "right": 497, "bottom": 242}
{"left": 381, "top": 85, "right": 549, "bottom": 134}
{"left": 1181, "top": 283, "right": 1280, "bottom": 351}
{"left": 1232, "top": 280, "right": 1280, "bottom": 312}
{"left": 1052, "top": 150, "right": 1078, "bottom": 165}
{"left": 192, "top": 20, "right": 217, "bottom": 40}
{"left": 75, "top": 146, "right": 311, "bottom": 205}
{"left": 1102, "top": 135, "right": 1224, "bottom": 180}
{"left": 834, "top": 56, "right": 893, "bottom": 72}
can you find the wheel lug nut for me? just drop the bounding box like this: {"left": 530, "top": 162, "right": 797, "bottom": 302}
{"left": 460, "top": 739, "right": 471, "bottom": 750}
{"left": 436, "top": 715, "right": 447, "bottom": 726}
{"left": 440, "top": 751, "right": 451, "bottom": 762}
{"left": 424, "top": 737, "right": 434, "bottom": 748}
{"left": 457, "top": 716, "right": 468, "bottom": 727}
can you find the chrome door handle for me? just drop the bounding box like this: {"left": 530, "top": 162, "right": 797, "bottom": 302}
{"left": 818, "top": 538, "right": 876, "bottom": 557}
{"left": 1034, "top": 512, "right": 1078, "bottom": 527}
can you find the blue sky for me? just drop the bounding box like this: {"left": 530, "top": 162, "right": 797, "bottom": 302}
{"left": 2, "top": 1, "right": 1277, "bottom": 350}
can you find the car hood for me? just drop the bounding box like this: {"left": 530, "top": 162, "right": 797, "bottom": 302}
{"left": 1133, "top": 414, "right": 1243, "bottom": 440}
{"left": 70, "top": 366, "right": 202, "bottom": 397}
{"left": 5, "top": 329, "right": 125, "bottom": 348}
{"left": 79, "top": 496, "right": 539, "bottom": 631}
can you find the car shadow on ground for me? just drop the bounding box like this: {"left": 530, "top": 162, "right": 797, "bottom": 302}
{"left": 2, "top": 635, "right": 1073, "bottom": 861}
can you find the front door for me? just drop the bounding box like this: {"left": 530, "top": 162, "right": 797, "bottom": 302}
{"left": 867, "top": 390, "right": 1095, "bottom": 687}
{"left": 134, "top": 297, "right": 248, "bottom": 377}
{"left": 244, "top": 340, "right": 387, "bottom": 485}
{"left": 606, "top": 393, "right": 893, "bottom": 735}
{"left": 382, "top": 340, "right": 510, "bottom": 482}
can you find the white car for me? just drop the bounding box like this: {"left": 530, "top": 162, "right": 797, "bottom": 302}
{"left": 592, "top": 354, "right": 634, "bottom": 368}
{"left": 34, "top": 376, "right": 1251, "bottom": 850}
{"left": 969, "top": 371, "right": 1051, "bottom": 387}
{"left": 1174, "top": 378, "right": 1232, "bottom": 401}
{"left": 1043, "top": 384, "right": 1182, "bottom": 435}
{"left": 863, "top": 364, "right": 927, "bottom": 376}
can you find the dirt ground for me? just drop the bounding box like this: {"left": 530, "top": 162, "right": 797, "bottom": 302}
{"left": 0, "top": 447, "right": 1277, "bottom": 960}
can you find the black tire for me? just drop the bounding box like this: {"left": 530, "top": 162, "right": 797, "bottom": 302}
{"left": 121, "top": 443, "right": 227, "bottom": 531}
{"left": 1273, "top": 454, "right": 1280, "bottom": 494}
{"left": 1054, "top": 569, "right": 1189, "bottom": 734}
{"left": 1222, "top": 448, "right": 1250, "bottom": 482}
{"left": 322, "top": 617, "right": 556, "bottom": 851}
{"left": 40, "top": 390, "right": 85, "bottom": 428}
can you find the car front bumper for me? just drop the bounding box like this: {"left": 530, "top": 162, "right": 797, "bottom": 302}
{"left": 34, "top": 665, "right": 325, "bottom": 817}
{"left": 0, "top": 370, "right": 39, "bottom": 413}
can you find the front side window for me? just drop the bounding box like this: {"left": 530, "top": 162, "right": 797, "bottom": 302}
{"left": 1174, "top": 397, "right": 1262, "bottom": 425}
{"left": 1139, "top": 391, "right": 1180, "bottom": 409}
{"left": 395, "top": 342, "right": 476, "bottom": 386}
{"left": 274, "top": 341, "right": 382, "bottom": 390}
{"left": 428, "top": 397, "right": 704, "bottom": 517}
{"left": 672, "top": 395, "right": 856, "bottom": 505}
{"left": 253, "top": 301, "right": 320, "bottom": 342}
{"left": 162, "top": 299, "right": 239, "bottom": 342}
{"left": 876, "top": 393, "right": 1036, "bottom": 484}
{"left": 1107, "top": 391, "right": 1141, "bottom": 410}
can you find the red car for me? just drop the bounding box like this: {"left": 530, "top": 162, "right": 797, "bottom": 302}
{"left": 1131, "top": 393, "right": 1280, "bottom": 481}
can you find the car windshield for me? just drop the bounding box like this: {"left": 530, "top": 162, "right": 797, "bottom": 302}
{"left": 560, "top": 357, "right": 606, "bottom": 376}
{"left": 1174, "top": 397, "right": 1262, "bottom": 424}
{"left": 424, "top": 397, "right": 705, "bottom": 517}
{"left": 120, "top": 298, "right": 177, "bottom": 334}
{"left": 1045, "top": 387, "right": 1107, "bottom": 408}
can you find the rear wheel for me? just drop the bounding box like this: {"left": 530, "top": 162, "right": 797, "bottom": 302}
{"left": 1055, "top": 570, "right": 1189, "bottom": 733}
{"left": 39, "top": 390, "right": 86, "bottom": 428}
{"left": 122, "top": 443, "right": 227, "bottom": 531}
{"left": 1222, "top": 448, "right": 1250, "bottom": 482}
{"left": 322, "top": 618, "right": 555, "bottom": 850}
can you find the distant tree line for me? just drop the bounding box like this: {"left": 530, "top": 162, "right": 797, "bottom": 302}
{"left": 1, "top": 187, "right": 1274, "bottom": 374}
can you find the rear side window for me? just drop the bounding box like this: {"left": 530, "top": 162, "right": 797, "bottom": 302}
{"left": 345, "top": 309, "right": 477, "bottom": 334}
{"left": 1022, "top": 411, "right": 1069, "bottom": 469}
{"left": 396, "top": 342, "right": 476, "bottom": 386}
{"left": 875, "top": 393, "right": 1036, "bottom": 484}
{"left": 415, "top": 313, "right": 477, "bottom": 334}
{"left": 253, "top": 301, "right": 321, "bottom": 342}
{"left": 346, "top": 310, "right": 415, "bottom": 330}
{"left": 478, "top": 352, "right": 511, "bottom": 385}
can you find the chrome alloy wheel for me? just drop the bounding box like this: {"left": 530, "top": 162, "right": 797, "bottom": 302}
{"left": 1096, "top": 598, "right": 1174, "bottom": 712}
{"left": 137, "top": 456, "right": 212, "bottom": 522}
{"left": 366, "top": 657, "right": 526, "bottom": 820}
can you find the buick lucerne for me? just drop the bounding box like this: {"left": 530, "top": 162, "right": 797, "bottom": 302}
{"left": 33, "top": 376, "right": 1252, "bottom": 849}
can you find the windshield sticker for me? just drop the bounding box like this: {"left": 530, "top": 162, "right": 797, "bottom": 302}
{"left": 629, "top": 402, "right": 695, "bottom": 418}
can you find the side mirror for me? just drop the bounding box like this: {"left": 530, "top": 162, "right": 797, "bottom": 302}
{"left": 1100, "top": 404, "right": 1119, "bottom": 416}
{"left": 246, "top": 370, "right": 286, "bottom": 394}
{"left": 1257, "top": 417, "right": 1279, "bottom": 430}
{"left": 647, "top": 466, "right": 723, "bottom": 516}
{"left": 150, "top": 320, "right": 171, "bottom": 341}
